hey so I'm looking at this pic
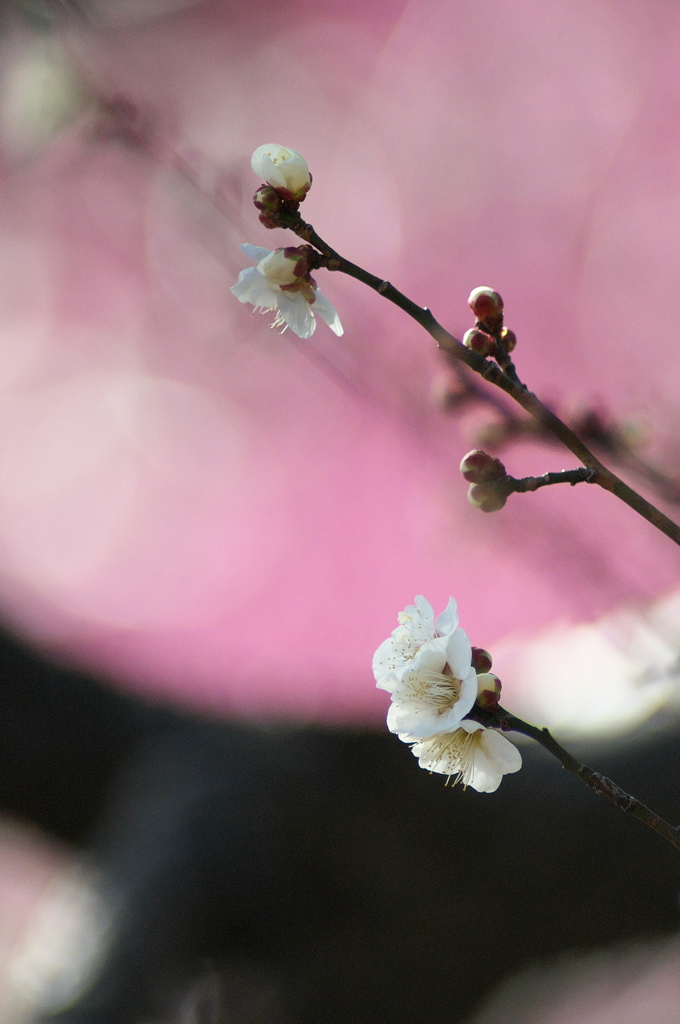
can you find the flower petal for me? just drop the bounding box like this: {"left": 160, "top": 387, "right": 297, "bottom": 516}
{"left": 373, "top": 637, "right": 405, "bottom": 689}
{"left": 256, "top": 153, "right": 288, "bottom": 190}
{"left": 445, "top": 627, "right": 472, "bottom": 679}
{"left": 230, "top": 267, "right": 279, "bottom": 309}
{"left": 312, "top": 290, "right": 343, "bottom": 336}
{"left": 240, "top": 243, "right": 272, "bottom": 263}
{"left": 479, "top": 728, "right": 523, "bottom": 774}
{"left": 434, "top": 597, "right": 459, "bottom": 636}
{"left": 276, "top": 291, "right": 316, "bottom": 338}
{"left": 414, "top": 596, "right": 435, "bottom": 627}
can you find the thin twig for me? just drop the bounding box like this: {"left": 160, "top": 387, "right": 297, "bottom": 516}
{"left": 469, "top": 704, "right": 680, "bottom": 852}
{"left": 508, "top": 467, "right": 596, "bottom": 492}
{"left": 281, "top": 210, "right": 680, "bottom": 548}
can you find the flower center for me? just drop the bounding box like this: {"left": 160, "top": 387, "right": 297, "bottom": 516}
{"left": 404, "top": 666, "right": 462, "bottom": 712}
{"left": 417, "top": 729, "right": 481, "bottom": 787}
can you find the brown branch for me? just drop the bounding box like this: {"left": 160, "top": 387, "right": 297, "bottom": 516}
{"left": 281, "top": 210, "right": 680, "bottom": 548}
{"left": 508, "top": 467, "right": 596, "bottom": 492}
{"left": 470, "top": 704, "right": 680, "bottom": 852}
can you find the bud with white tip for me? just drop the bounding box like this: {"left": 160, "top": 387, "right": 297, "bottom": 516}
{"left": 468, "top": 286, "right": 504, "bottom": 333}
{"left": 467, "top": 481, "right": 508, "bottom": 513}
{"left": 251, "top": 144, "right": 312, "bottom": 201}
{"left": 463, "top": 327, "right": 497, "bottom": 357}
{"left": 460, "top": 450, "right": 506, "bottom": 484}
{"left": 476, "top": 672, "right": 502, "bottom": 709}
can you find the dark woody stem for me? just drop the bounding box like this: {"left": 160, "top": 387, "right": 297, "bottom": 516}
{"left": 508, "top": 467, "right": 596, "bottom": 492}
{"left": 469, "top": 704, "right": 680, "bottom": 852}
{"left": 281, "top": 210, "right": 680, "bottom": 548}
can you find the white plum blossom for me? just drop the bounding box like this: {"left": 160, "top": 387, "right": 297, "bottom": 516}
{"left": 231, "top": 244, "right": 343, "bottom": 339}
{"left": 375, "top": 596, "right": 522, "bottom": 791}
{"left": 251, "top": 144, "right": 311, "bottom": 200}
{"left": 374, "top": 596, "right": 477, "bottom": 739}
{"left": 410, "top": 720, "right": 522, "bottom": 793}
{"left": 386, "top": 654, "right": 478, "bottom": 740}
{"left": 373, "top": 595, "right": 460, "bottom": 689}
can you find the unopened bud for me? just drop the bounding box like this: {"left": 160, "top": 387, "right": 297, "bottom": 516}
{"left": 460, "top": 449, "right": 506, "bottom": 483}
{"left": 253, "top": 185, "right": 283, "bottom": 228}
{"left": 251, "top": 144, "right": 311, "bottom": 201}
{"left": 471, "top": 647, "right": 493, "bottom": 674}
{"left": 476, "top": 672, "right": 502, "bottom": 709}
{"left": 468, "top": 287, "right": 504, "bottom": 332}
{"left": 467, "top": 481, "right": 507, "bottom": 512}
{"left": 463, "top": 327, "right": 497, "bottom": 357}
{"left": 499, "top": 327, "right": 516, "bottom": 353}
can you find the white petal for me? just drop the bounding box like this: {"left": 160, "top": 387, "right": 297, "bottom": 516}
{"left": 445, "top": 627, "right": 472, "bottom": 678}
{"left": 458, "top": 720, "right": 485, "bottom": 735}
{"left": 387, "top": 701, "right": 446, "bottom": 740}
{"left": 480, "top": 729, "right": 523, "bottom": 774}
{"left": 457, "top": 666, "right": 479, "bottom": 717}
{"left": 375, "top": 673, "right": 401, "bottom": 694}
{"left": 251, "top": 144, "right": 277, "bottom": 177}
{"left": 257, "top": 249, "right": 300, "bottom": 286}
{"left": 231, "top": 267, "right": 278, "bottom": 309}
{"left": 466, "top": 766, "right": 503, "bottom": 793}
{"left": 240, "top": 243, "right": 271, "bottom": 263}
{"left": 434, "top": 597, "right": 459, "bottom": 636}
{"left": 414, "top": 596, "right": 435, "bottom": 628}
{"left": 387, "top": 702, "right": 425, "bottom": 736}
{"left": 312, "top": 290, "right": 343, "bottom": 336}
{"left": 276, "top": 292, "right": 316, "bottom": 339}
{"left": 257, "top": 153, "right": 288, "bottom": 190}
{"left": 408, "top": 635, "right": 449, "bottom": 675}
{"left": 373, "top": 637, "right": 403, "bottom": 687}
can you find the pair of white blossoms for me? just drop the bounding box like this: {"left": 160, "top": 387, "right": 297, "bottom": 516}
{"left": 374, "top": 598, "right": 522, "bottom": 792}
{"left": 231, "top": 144, "right": 343, "bottom": 339}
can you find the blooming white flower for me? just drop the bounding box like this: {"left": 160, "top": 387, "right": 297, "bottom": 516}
{"left": 411, "top": 720, "right": 522, "bottom": 793}
{"left": 374, "top": 596, "right": 477, "bottom": 739}
{"left": 373, "top": 595, "right": 459, "bottom": 689}
{"left": 251, "top": 144, "right": 311, "bottom": 200}
{"left": 231, "top": 244, "right": 343, "bottom": 339}
{"left": 386, "top": 659, "right": 478, "bottom": 739}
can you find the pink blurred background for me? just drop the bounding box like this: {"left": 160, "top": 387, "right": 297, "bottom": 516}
{"left": 0, "top": 1, "right": 680, "bottom": 1019}
{"left": 0, "top": 0, "right": 678, "bottom": 725}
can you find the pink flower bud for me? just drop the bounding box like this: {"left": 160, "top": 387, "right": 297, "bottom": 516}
{"left": 471, "top": 647, "right": 493, "bottom": 673}
{"left": 463, "top": 327, "right": 497, "bottom": 357}
{"left": 459, "top": 450, "right": 506, "bottom": 483}
{"left": 476, "top": 672, "right": 502, "bottom": 709}
{"left": 468, "top": 287, "right": 503, "bottom": 324}
{"left": 467, "top": 481, "right": 507, "bottom": 512}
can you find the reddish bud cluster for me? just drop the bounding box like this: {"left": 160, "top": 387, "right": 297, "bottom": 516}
{"left": 253, "top": 186, "right": 284, "bottom": 228}
{"left": 499, "top": 327, "right": 516, "bottom": 353}
{"left": 468, "top": 287, "right": 504, "bottom": 333}
{"left": 463, "top": 327, "right": 497, "bottom": 357}
{"left": 465, "top": 287, "right": 519, "bottom": 362}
